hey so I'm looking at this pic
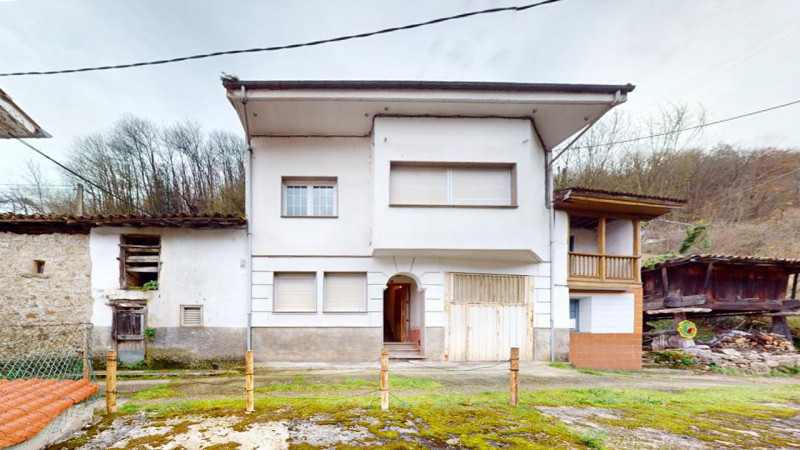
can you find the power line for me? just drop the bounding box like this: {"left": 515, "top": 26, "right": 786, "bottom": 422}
{"left": 10, "top": 136, "right": 181, "bottom": 224}
{"left": 569, "top": 98, "right": 800, "bottom": 150}
{"left": 0, "top": 0, "right": 566, "bottom": 77}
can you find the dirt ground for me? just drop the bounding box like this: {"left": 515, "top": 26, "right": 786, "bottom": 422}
{"left": 53, "top": 362, "right": 800, "bottom": 449}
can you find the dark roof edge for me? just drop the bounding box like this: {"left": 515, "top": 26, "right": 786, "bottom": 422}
{"left": 644, "top": 253, "right": 800, "bottom": 271}
{"left": 222, "top": 80, "right": 636, "bottom": 95}
{"left": 555, "top": 187, "right": 686, "bottom": 205}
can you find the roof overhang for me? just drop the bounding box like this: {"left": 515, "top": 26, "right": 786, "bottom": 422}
{"left": 0, "top": 88, "right": 49, "bottom": 138}
{"left": 0, "top": 213, "right": 247, "bottom": 234}
{"left": 554, "top": 187, "right": 685, "bottom": 220}
{"left": 223, "top": 80, "right": 634, "bottom": 149}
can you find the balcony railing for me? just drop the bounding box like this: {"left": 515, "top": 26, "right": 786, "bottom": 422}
{"left": 568, "top": 252, "right": 640, "bottom": 283}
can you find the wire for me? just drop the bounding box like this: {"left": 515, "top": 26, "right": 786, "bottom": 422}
{"left": 0, "top": 0, "right": 566, "bottom": 77}
{"left": 10, "top": 137, "right": 182, "bottom": 225}
{"left": 569, "top": 98, "right": 800, "bottom": 150}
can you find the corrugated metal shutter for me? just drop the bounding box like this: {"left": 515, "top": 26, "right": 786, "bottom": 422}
{"left": 181, "top": 306, "right": 202, "bottom": 327}
{"left": 390, "top": 166, "right": 447, "bottom": 205}
{"left": 452, "top": 273, "right": 525, "bottom": 305}
{"left": 324, "top": 273, "right": 367, "bottom": 312}
{"left": 274, "top": 272, "right": 317, "bottom": 312}
{"left": 451, "top": 167, "right": 511, "bottom": 206}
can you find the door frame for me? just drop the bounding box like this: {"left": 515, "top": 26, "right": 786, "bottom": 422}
{"left": 384, "top": 283, "right": 410, "bottom": 343}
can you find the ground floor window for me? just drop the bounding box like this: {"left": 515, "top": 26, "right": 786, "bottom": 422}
{"left": 569, "top": 298, "right": 580, "bottom": 331}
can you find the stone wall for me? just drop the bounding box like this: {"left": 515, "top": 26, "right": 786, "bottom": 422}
{"left": 0, "top": 232, "right": 92, "bottom": 328}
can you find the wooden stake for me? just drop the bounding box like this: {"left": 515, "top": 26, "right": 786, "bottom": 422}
{"left": 82, "top": 325, "right": 91, "bottom": 381}
{"left": 509, "top": 347, "right": 519, "bottom": 406}
{"left": 106, "top": 350, "right": 117, "bottom": 414}
{"left": 380, "top": 348, "right": 389, "bottom": 411}
{"left": 245, "top": 350, "right": 254, "bottom": 413}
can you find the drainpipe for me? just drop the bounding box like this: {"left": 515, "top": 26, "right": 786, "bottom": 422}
{"left": 242, "top": 85, "right": 254, "bottom": 351}
{"left": 546, "top": 90, "right": 624, "bottom": 362}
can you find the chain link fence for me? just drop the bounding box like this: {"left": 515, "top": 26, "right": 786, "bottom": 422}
{"left": 0, "top": 323, "right": 95, "bottom": 381}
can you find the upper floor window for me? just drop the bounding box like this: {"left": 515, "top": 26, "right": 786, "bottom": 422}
{"left": 389, "top": 162, "right": 515, "bottom": 207}
{"left": 120, "top": 235, "right": 160, "bottom": 290}
{"left": 282, "top": 177, "right": 337, "bottom": 217}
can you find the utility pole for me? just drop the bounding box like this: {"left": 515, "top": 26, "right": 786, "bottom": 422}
{"left": 76, "top": 183, "right": 84, "bottom": 215}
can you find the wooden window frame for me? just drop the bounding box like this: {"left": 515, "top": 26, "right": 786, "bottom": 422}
{"left": 281, "top": 176, "right": 338, "bottom": 218}
{"left": 119, "top": 234, "right": 161, "bottom": 290}
{"left": 323, "top": 272, "right": 368, "bottom": 314}
{"left": 180, "top": 305, "right": 203, "bottom": 327}
{"left": 389, "top": 161, "right": 517, "bottom": 208}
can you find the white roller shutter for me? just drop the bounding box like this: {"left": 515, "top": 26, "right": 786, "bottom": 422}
{"left": 451, "top": 167, "right": 511, "bottom": 206}
{"left": 324, "top": 273, "right": 367, "bottom": 312}
{"left": 390, "top": 166, "right": 447, "bottom": 205}
{"left": 274, "top": 273, "right": 317, "bottom": 312}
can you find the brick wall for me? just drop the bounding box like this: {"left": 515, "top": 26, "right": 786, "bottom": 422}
{"left": 0, "top": 232, "right": 92, "bottom": 328}
{"left": 568, "top": 288, "right": 643, "bottom": 370}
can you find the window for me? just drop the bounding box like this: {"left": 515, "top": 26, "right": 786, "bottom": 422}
{"left": 34, "top": 260, "right": 45, "bottom": 274}
{"left": 390, "top": 163, "right": 515, "bottom": 207}
{"left": 569, "top": 298, "right": 580, "bottom": 331}
{"left": 324, "top": 273, "right": 367, "bottom": 312}
{"left": 181, "top": 305, "right": 203, "bottom": 327}
{"left": 282, "top": 177, "right": 337, "bottom": 217}
{"left": 120, "top": 235, "right": 160, "bottom": 289}
{"left": 452, "top": 273, "right": 526, "bottom": 305}
{"left": 274, "top": 272, "right": 317, "bottom": 312}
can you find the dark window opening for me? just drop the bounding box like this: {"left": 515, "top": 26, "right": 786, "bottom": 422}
{"left": 569, "top": 298, "right": 580, "bottom": 331}
{"left": 120, "top": 235, "right": 161, "bottom": 289}
{"left": 34, "top": 260, "right": 45, "bottom": 274}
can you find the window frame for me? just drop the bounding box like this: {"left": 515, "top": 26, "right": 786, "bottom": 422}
{"left": 180, "top": 305, "right": 203, "bottom": 327}
{"left": 389, "top": 161, "right": 517, "bottom": 208}
{"left": 119, "top": 234, "right": 161, "bottom": 290}
{"left": 323, "top": 272, "right": 368, "bottom": 314}
{"left": 569, "top": 298, "right": 580, "bottom": 331}
{"left": 273, "top": 272, "right": 318, "bottom": 313}
{"left": 281, "top": 176, "right": 338, "bottom": 218}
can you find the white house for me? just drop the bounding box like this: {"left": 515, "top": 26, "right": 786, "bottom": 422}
{"left": 222, "top": 80, "right": 681, "bottom": 367}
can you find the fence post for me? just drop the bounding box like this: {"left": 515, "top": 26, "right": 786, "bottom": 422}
{"left": 380, "top": 348, "right": 389, "bottom": 411}
{"left": 106, "top": 350, "right": 117, "bottom": 413}
{"left": 245, "top": 350, "right": 254, "bottom": 413}
{"left": 509, "top": 347, "right": 519, "bottom": 406}
{"left": 82, "top": 325, "right": 91, "bottom": 381}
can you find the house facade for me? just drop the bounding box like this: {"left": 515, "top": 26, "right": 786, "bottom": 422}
{"left": 223, "top": 80, "right": 676, "bottom": 367}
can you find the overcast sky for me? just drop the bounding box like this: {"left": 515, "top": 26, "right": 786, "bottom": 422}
{"left": 2, "top": 0, "right": 799, "bottom": 188}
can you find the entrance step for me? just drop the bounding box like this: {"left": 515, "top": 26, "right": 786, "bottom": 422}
{"left": 384, "top": 342, "right": 424, "bottom": 359}
{"left": 388, "top": 352, "right": 426, "bottom": 360}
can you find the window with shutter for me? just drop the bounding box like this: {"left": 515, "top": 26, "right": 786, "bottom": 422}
{"left": 120, "top": 235, "right": 160, "bottom": 289}
{"left": 324, "top": 273, "right": 367, "bottom": 312}
{"left": 389, "top": 163, "right": 514, "bottom": 207}
{"left": 274, "top": 272, "right": 317, "bottom": 312}
{"left": 181, "top": 305, "right": 203, "bottom": 327}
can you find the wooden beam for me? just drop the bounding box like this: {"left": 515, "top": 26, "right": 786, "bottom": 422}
{"left": 633, "top": 219, "right": 641, "bottom": 282}
{"left": 598, "top": 218, "right": 606, "bottom": 281}
{"left": 125, "top": 266, "right": 159, "bottom": 273}
{"left": 792, "top": 273, "right": 798, "bottom": 299}
{"left": 702, "top": 262, "right": 715, "bottom": 300}
{"left": 664, "top": 294, "right": 708, "bottom": 308}
{"left": 645, "top": 307, "right": 712, "bottom": 315}
{"left": 661, "top": 266, "right": 670, "bottom": 295}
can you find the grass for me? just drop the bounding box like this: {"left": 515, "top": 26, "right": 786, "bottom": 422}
{"left": 130, "top": 383, "right": 184, "bottom": 401}
{"left": 92, "top": 383, "right": 800, "bottom": 449}
{"left": 254, "top": 375, "right": 441, "bottom": 393}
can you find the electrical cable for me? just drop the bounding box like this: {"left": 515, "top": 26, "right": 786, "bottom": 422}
{"left": 0, "top": 0, "right": 566, "bottom": 77}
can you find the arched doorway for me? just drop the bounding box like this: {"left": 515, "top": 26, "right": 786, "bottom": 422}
{"left": 383, "top": 274, "right": 424, "bottom": 358}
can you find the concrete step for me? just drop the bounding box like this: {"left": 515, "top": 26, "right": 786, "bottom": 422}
{"left": 383, "top": 343, "right": 418, "bottom": 351}
{"left": 388, "top": 352, "right": 426, "bottom": 360}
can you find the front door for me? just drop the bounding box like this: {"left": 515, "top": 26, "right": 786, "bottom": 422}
{"left": 383, "top": 284, "right": 410, "bottom": 342}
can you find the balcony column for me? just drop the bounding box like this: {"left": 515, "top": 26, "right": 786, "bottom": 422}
{"left": 633, "top": 219, "right": 641, "bottom": 282}
{"left": 598, "top": 218, "right": 606, "bottom": 280}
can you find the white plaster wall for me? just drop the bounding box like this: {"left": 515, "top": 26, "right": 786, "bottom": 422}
{"left": 372, "top": 117, "right": 549, "bottom": 260}
{"left": 572, "top": 293, "right": 634, "bottom": 334}
{"left": 249, "top": 137, "right": 372, "bottom": 256}
{"left": 90, "top": 227, "right": 248, "bottom": 328}
{"left": 551, "top": 210, "right": 571, "bottom": 330}
{"left": 251, "top": 256, "right": 548, "bottom": 330}
{"left": 606, "top": 219, "right": 634, "bottom": 255}
{"left": 571, "top": 228, "right": 598, "bottom": 253}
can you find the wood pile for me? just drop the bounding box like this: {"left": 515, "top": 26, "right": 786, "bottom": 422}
{"left": 707, "top": 330, "right": 795, "bottom": 355}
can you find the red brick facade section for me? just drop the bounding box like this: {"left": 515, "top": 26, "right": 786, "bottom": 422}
{"left": 568, "top": 288, "right": 643, "bottom": 370}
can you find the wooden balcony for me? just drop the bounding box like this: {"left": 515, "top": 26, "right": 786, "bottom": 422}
{"left": 568, "top": 252, "right": 641, "bottom": 286}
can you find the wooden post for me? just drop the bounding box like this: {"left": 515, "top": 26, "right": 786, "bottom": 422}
{"left": 380, "top": 348, "right": 389, "bottom": 411}
{"left": 106, "top": 350, "right": 117, "bottom": 414}
{"left": 633, "top": 219, "right": 641, "bottom": 282}
{"left": 245, "top": 350, "right": 254, "bottom": 413}
{"left": 598, "top": 218, "right": 606, "bottom": 280}
{"left": 82, "top": 325, "right": 91, "bottom": 381}
{"left": 76, "top": 183, "right": 84, "bottom": 216}
{"left": 509, "top": 347, "right": 519, "bottom": 406}
{"left": 791, "top": 273, "right": 798, "bottom": 299}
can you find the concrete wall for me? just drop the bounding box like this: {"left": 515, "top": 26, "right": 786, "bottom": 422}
{"left": 90, "top": 227, "right": 248, "bottom": 365}
{"left": 606, "top": 219, "right": 634, "bottom": 255}
{"left": 571, "top": 228, "right": 597, "bottom": 253}
{"left": 249, "top": 137, "right": 372, "bottom": 256}
{"left": 372, "top": 117, "right": 549, "bottom": 260}
{"left": 571, "top": 292, "right": 635, "bottom": 334}
{"left": 0, "top": 232, "right": 91, "bottom": 328}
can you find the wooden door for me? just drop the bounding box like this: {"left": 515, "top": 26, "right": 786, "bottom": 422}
{"left": 112, "top": 308, "right": 146, "bottom": 364}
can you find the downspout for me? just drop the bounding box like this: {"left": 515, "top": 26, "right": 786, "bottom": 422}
{"left": 242, "top": 85, "right": 254, "bottom": 351}
{"left": 545, "top": 90, "right": 624, "bottom": 362}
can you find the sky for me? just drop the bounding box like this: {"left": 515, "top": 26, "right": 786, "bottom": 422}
{"left": 1, "top": 0, "right": 800, "bottom": 189}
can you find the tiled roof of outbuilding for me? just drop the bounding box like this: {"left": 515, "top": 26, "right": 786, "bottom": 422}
{"left": 0, "top": 213, "right": 247, "bottom": 234}
{"left": 0, "top": 378, "right": 98, "bottom": 448}
{"left": 644, "top": 253, "right": 800, "bottom": 270}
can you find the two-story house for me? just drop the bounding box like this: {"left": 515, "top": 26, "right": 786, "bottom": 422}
{"left": 223, "top": 80, "right": 682, "bottom": 369}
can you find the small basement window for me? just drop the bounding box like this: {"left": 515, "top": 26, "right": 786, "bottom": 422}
{"left": 181, "top": 305, "right": 203, "bottom": 327}
{"left": 120, "top": 235, "right": 161, "bottom": 289}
